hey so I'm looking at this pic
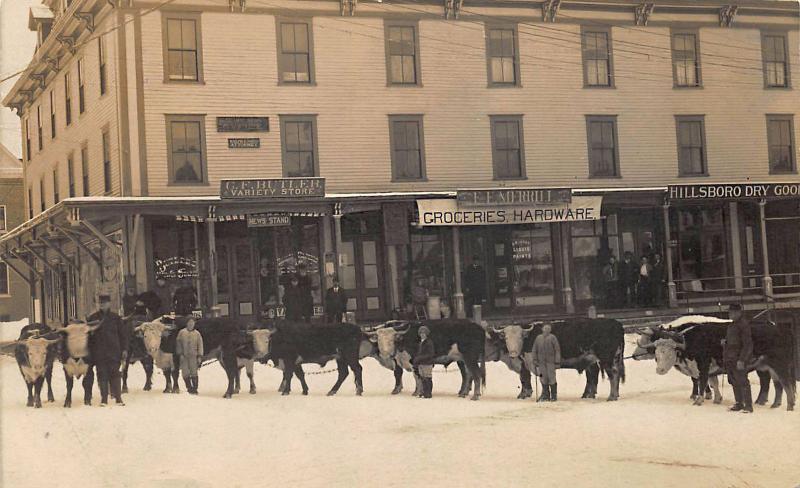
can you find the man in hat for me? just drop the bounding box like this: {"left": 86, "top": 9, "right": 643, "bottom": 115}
{"left": 464, "top": 255, "right": 486, "bottom": 318}
{"left": 88, "top": 295, "right": 129, "bottom": 406}
{"left": 283, "top": 275, "right": 306, "bottom": 321}
{"left": 324, "top": 278, "right": 348, "bottom": 324}
{"left": 724, "top": 303, "right": 754, "bottom": 413}
{"left": 412, "top": 326, "right": 436, "bottom": 399}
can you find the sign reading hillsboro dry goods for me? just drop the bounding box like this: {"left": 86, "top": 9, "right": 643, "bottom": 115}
{"left": 220, "top": 178, "right": 325, "bottom": 199}
{"left": 217, "top": 117, "right": 269, "bottom": 132}
{"left": 669, "top": 183, "right": 800, "bottom": 201}
{"left": 457, "top": 188, "right": 571, "bottom": 206}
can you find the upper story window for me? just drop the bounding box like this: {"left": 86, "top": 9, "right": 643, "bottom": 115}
{"left": 49, "top": 90, "right": 56, "bottom": 139}
{"left": 385, "top": 23, "right": 420, "bottom": 85}
{"left": 53, "top": 167, "right": 60, "bottom": 204}
{"left": 0, "top": 262, "right": 8, "bottom": 296}
{"left": 490, "top": 115, "right": 525, "bottom": 180}
{"left": 486, "top": 26, "right": 519, "bottom": 86}
{"left": 762, "top": 33, "right": 790, "bottom": 88}
{"left": 81, "top": 145, "right": 90, "bottom": 196}
{"left": 277, "top": 20, "right": 314, "bottom": 84}
{"left": 767, "top": 115, "right": 796, "bottom": 173}
{"left": 280, "top": 115, "right": 318, "bottom": 177}
{"left": 67, "top": 154, "right": 76, "bottom": 197}
{"left": 164, "top": 15, "right": 203, "bottom": 82}
{"left": 389, "top": 115, "right": 426, "bottom": 181}
{"left": 64, "top": 72, "right": 72, "bottom": 126}
{"left": 672, "top": 30, "right": 701, "bottom": 87}
{"left": 39, "top": 178, "right": 45, "bottom": 213}
{"left": 166, "top": 115, "right": 207, "bottom": 185}
{"left": 77, "top": 58, "right": 85, "bottom": 114}
{"left": 36, "top": 106, "right": 43, "bottom": 151}
{"left": 102, "top": 130, "right": 111, "bottom": 193}
{"left": 582, "top": 27, "right": 614, "bottom": 87}
{"left": 0, "top": 206, "right": 5, "bottom": 232}
{"left": 24, "top": 118, "right": 31, "bottom": 162}
{"left": 586, "top": 115, "right": 620, "bottom": 178}
{"left": 676, "top": 115, "right": 708, "bottom": 176}
{"left": 28, "top": 188, "right": 33, "bottom": 219}
{"left": 99, "top": 35, "right": 107, "bottom": 95}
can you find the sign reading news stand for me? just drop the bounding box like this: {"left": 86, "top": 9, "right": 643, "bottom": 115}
{"left": 220, "top": 178, "right": 325, "bottom": 199}
{"left": 416, "top": 195, "right": 602, "bottom": 227}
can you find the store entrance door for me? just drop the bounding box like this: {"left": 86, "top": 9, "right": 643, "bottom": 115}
{"left": 340, "top": 213, "right": 386, "bottom": 321}
{"left": 217, "top": 238, "right": 257, "bottom": 317}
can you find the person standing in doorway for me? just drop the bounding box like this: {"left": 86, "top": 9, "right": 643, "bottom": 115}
{"left": 295, "top": 262, "right": 314, "bottom": 320}
{"left": 531, "top": 323, "right": 561, "bottom": 402}
{"left": 619, "top": 252, "right": 638, "bottom": 307}
{"left": 413, "top": 326, "right": 435, "bottom": 399}
{"left": 637, "top": 256, "right": 653, "bottom": 307}
{"left": 724, "top": 303, "right": 754, "bottom": 413}
{"left": 153, "top": 277, "right": 173, "bottom": 316}
{"left": 464, "top": 255, "right": 486, "bottom": 318}
{"left": 602, "top": 255, "right": 620, "bottom": 308}
{"left": 324, "top": 279, "right": 348, "bottom": 324}
{"left": 173, "top": 281, "right": 198, "bottom": 316}
{"left": 88, "top": 295, "right": 128, "bottom": 406}
{"left": 284, "top": 275, "right": 306, "bottom": 321}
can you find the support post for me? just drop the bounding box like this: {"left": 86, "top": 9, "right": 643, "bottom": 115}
{"left": 55, "top": 225, "right": 102, "bottom": 266}
{"left": 22, "top": 244, "right": 60, "bottom": 274}
{"left": 662, "top": 204, "right": 678, "bottom": 307}
{"left": 560, "top": 222, "right": 575, "bottom": 314}
{"left": 333, "top": 206, "right": 343, "bottom": 280}
{"left": 729, "top": 202, "right": 744, "bottom": 293}
{"left": 193, "top": 221, "right": 203, "bottom": 310}
{"left": 0, "top": 255, "right": 34, "bottom": 285}
{"left": 207, "top": 218, "right": 219, "bottom": 315}
{"left": 387, "top": 245, "right": 400, "bottom": 314}
{"left": 758, "top": 200, "right": 773, "bottom": 299}
{"left": 81, "top": 220, "right": 121, "bottom": 256}
{"left": 452, "top": 226, "right": 465, "bottom": 319}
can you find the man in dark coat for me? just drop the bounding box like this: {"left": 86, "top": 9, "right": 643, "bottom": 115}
{"left": 173, "top": 283, "right": 198, "bottom": 316}
{"left": 650, "top": 253, "right": 665, "bottom": 306}
{"left": 463, "top": 255, "right": 486, "bottom": 317}
{"left": 122, "top": 286, "right": 138, "bottom": 317}
{"left": 619, "top": 252, "right": 638, "bottom": 307}
{"left": 412, "top": 326, "right": 435, "bottom": 399}
{"left": 283, "top": 275, "right": 309, "bottom": 321}
{"left": 724, "top": 303, "right": 754, "bottom": 413}
{"left": 153, "top": 278, "right": 173, "bottom": 316}
{"left": 88, "top": 295, "right": 129, "bottom": 406}
{"left": 324, "top": 279, "right": 348, "bottom": 324}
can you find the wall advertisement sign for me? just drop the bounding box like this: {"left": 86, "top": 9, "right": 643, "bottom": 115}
{"left": 416, "top": 196, "right": 602, "bottom": 227}
{"left": 668, "top": 183, "right": 800, "bottom": 201}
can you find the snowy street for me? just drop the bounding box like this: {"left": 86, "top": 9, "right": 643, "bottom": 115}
{"left": 1, "top": 324, "right": 798, "bottom": 488}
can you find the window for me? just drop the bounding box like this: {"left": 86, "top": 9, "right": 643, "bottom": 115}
{"left": 486, "top": 26, "right": 519, "bottom": 86}
{"left": 28, "top": 188, "right": 33, "bottom": 219}
{"left": 81, "top": 145, "right": 89, "bottom": 196}
{"left": 36, "top": 106, "right": 43, "bottom": 151}
{"left": 762, "top": 34, "right": 790, "bottom": 88}
{"left": 64, "top": 72, "right": 72, "bottom": 125}
{"left": 582, "top": 27, "right": 613, "bottom": 87}
{"left": 280, "top": 115, "right": 318, "bottom": 177}
{"left": 67, "top": 154, "right": 75, "bottom": 197}
{"left": 39, "top": 178, "right": 45, "bottom": 212}
{"left": 98, "top": 35, "right": 107, "bottom": 95}
{"left": 24, "top": 118, "right": 31, "bottom": 161}
{"left": 102, "top": 130, "right": 111, "bottom": 193}
{"left": 0, "top": 262, "right": 8, "bottom": 295}
{"left": 767, "top": 115, "right": 796, "bottom": 173}
{"left": 0, "top": 205, "right": 5, "bottom": 232}
{"left": 389, "top": 115, "right": 425, "bottom": 180}
{"left": 385, "top": 23, "right": 420, "bottom": 85}
{"left": 166, "top": 115, "right": 207, "bottom": 184}
{"left": 490, "top": 116, "right": 525, "bottom": 179}
{"left": 163, "top": 15, "right": 202, "bottom": 82}
{"left": 49, "top": 90, "right": 56, "bottom": 138}
{"left": 672, "top": 31, "right": 700, "bottom": 87}
{"left": 676, "top": 116, "right": 708, "bottom": 176}
{"left": 277, "top": 20, "right": 313, "bottom": 84}
{"left": 77, "top": 58, "right": 85, "bottom": 113}
{"left": 586, "top": 116, "right": 620, "bottom": 177}
{"left": 53, "top": 167, "right": 60, "bottom": 204}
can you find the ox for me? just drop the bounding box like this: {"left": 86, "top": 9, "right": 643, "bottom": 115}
{"left": 243, "top": 328, "right": 312, "bottom": 395}
{"left": 640, "top": 316, "right": 796, "bottom": 411}
{"left": 135, "top": 316, "right": 240, "bottom": 398}
{"left": 50, "top": 320, "right": 102, "bottom": 407}
{"left": 121, "top": 313, "right": 154, "bottom": 393}
{"left": 2, "top": 323, "right": 60, "bottom": 408}
{"left": 487, "top": 319, "right": 625, "bottom": 401}
{"left": 366, "top": 319, "right": 485, "bottom": 401}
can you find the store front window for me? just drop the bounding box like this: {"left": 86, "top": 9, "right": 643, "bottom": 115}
{"left": 399, "top": 227, "right": 451, "bottom": 315}
{"left": 672, "top": 206, "right": 730, "bottom": 293}
{"left": 571, "top": 216, "right": 619, "bottom": 306}
{"left": 490, "top": 224, "right": 554, "bottom": 310}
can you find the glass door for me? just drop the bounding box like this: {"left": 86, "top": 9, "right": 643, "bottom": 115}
{"left": 216, "top": 239, "right": 256, "bottom": 317}
{"left": 341, "top": 236, "right": 385, "bottom": 321}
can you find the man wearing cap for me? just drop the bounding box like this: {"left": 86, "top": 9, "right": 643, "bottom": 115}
{"left": 88, "top": 295, "right": 129, "bottom": 406}
{"left": 412, "top": 326, "right": 436, "bottom": 398}
{"left": 724, "top": 303, "right": 754, "bottom": 413}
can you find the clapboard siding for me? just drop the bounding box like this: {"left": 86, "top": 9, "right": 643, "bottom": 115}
{"left": 141, "top": 3, "right": 799, "bottom": 196}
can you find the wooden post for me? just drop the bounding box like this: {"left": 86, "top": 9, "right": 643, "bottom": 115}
{"left": 729, "top": 202, "right": 744, "bottom": 294}
{"left": 333, "top": 208, "right": 343, "bottom": 279}
{"left": 560, "top": 222, "right": 575, "bottom": 314}
{"left": 758, "top": 199, "right": 773, "bottom": 299}
{"left": 207, "top": 218, "right": 219, "bottom": 314}
{"left": 193, "top": 221, "right": 203, "bottom": 310}
{"left": 663, "top": 205, "right": 678, "bottom": 307}
{"left": 452, "top": 226, "right": 465, "bottom": 318}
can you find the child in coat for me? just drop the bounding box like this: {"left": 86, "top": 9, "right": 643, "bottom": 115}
{"left": 531, "top": 323, "right": 561, "bottom": 402}
{"left": 412, "top": 326, "right": 435, "bottom": 399}
{"left": 176, "top": 318, "right": 204, "bottom": 394}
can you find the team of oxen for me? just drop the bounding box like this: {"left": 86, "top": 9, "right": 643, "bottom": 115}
{"left": 2, "top": 312, "right": 795, "bottom": 411}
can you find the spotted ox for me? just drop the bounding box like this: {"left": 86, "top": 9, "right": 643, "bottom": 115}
{"left": 121, "top": 313, "right": 154, "bottom": 393}
{"left": 2, "top": 323, "right": 60, "bottom": 408}
{"left": 51, "top": 321, "right": 101, "bottom": 407}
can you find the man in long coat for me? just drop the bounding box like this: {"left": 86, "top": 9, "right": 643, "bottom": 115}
{"left": 324, "top": 279, "right": 348, "bottom": 324}
{"left": 724, "top": 303, "right": 754, "bottom": 413}
{"left": 88, "top": 295, "right": 129, "bottom": 406}
{"left": 531, "top": 323, "right": 562, "bottom": 402}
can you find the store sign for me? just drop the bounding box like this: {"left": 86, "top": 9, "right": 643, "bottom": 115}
{"left": 220, "top": 178, "right": 325, "bottom": 199}
{"left": 154, "top": 257, "right": 198, "bottom": 280}
{"left": 668, "top": 183, "right": 800, "bottom": 201}
{"left": 416, "top": 196, "right": 602, "bottom": 227}
{"left": 247, "top": 213, "right": 291, "bottom": 227}
{"left": 217, "top": 117, "right": 269, "bottom": 132}
{"left": 457, "top": 188, "right": 571, "bottom": 206}
{"left": 227, "top": 138, "right": 260, "bottom": 149}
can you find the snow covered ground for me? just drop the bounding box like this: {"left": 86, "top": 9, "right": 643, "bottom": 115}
{"left": 1, "top": 321, "right": 798, "bottom": 488}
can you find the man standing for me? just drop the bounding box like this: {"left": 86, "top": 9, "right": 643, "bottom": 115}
{"left": 284, "top": 275, "right": 307, "bottom": 321}
{"left": 153, "top": 277, "right": 173, "bottom": 316}
{"left": 122, "top": 286, "right": 138, "bottom": 317}
{"left": 724, "top": 303, "right": 754, "bottom": 413}
{"left": 88, "top": 295, "right": 129, "bottom": 406}
{"left": 619, "top": 252, "right": 638, "bottom": 307}
{"left": 412, "top": 326, "right": 435, "bottom": 399}
{"left": 531, "top": 323, "right": 562, "bottom": 402}
{"left": 324, "top": 279, "right": 348, "bottom": 324}
{"left": 464, "top": 255, "right": 486, "bottom": 318}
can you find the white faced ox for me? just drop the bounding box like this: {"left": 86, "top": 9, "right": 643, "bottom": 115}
{"left": 135, "top": 319, "right": 175, "bottom": 358}
{"left": 651, "top": 338, "right": 685, "bottom": 375}
{"left": 365, "top": 323, "right": 411, "bottom": 360}
{"left": 492, "top": 324, "right": 534, "bottom": 359}
{"left": 246, "top": 329, "right": 275, "bottom": 359}
{"left": 55, "top": 321, "right": 101, "bottom": 359}
{"left": 19, "top": 337, "right": 60, "bottom": 384}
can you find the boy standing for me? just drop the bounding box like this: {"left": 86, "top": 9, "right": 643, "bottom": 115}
{"left": 176, "top": 318, "right": 204, "bottom": 394}
{"left": 532, "top": 323, "right": 561, "bottom": 402}
{"left": 413, "top": 326, "right": 435, "bottom": 399}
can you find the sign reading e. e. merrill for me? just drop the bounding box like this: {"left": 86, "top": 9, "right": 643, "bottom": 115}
{"left": 217, "top": 117, "right": 269, "bottom": 132}
{"left": 457, "top": 188, "right": 572, "bottom": 206}
{"left": 668, "top": 183, "right": 800, "bottom": 201}
{"left": 220, "top": 178, "right": 325, "bottom": 199}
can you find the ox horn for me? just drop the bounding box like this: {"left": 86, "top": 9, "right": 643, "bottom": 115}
{"left": 491, "top": 326, "right": 505, "bottom": 335}
{"left": 394, "top": 322, "right": 412, "bottom": 335}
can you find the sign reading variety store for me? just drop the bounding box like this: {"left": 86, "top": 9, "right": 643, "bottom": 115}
{"left": 668, "top": 183, "right": 800, "bottom": 201}
{"left": 220, "top": 178, "right": 325, "bottom": 199}
{"left": 416, "top": 195, "right": 602, "bottom": 227}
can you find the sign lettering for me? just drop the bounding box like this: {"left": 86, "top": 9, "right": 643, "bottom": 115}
{"left": 220, "top": 178, "right": 325, "bottom": 199}
{"left": 416, "top": 196, "right": 602, "bottom": 227}
{"left": 247, "top": 213, "right": 291, "bottom": 227}
{"left": 228, "top": 138, "right": 261, "bottom": 149}
{"left": 217, "top": 117, "right": 269, "bottom": 132}
{"left": 668, "top": 183, "right": 800, "bottom": 201}
{"left": 457, "top": 188, "right": 571, "bottom": 206}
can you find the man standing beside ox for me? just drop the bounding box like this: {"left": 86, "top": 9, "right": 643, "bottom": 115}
{"left": 724, "top": 303, "right": 754, "bottom": 413}
{"left": 88, "top": 295, "right": 129, "bottom": 406}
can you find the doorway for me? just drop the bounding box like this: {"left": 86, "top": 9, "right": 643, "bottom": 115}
{"left": 217, "top": 238, "right": 257, "bottom": 317}
{"left": 341, "top": 213, "right": 386, "bottom": 321}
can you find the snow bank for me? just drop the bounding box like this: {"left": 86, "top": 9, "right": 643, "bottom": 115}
{"left": 0, "top": 319, "right": 29, "bottom": 342}
{"left": 1, "top": 334, "right": 797, "bottom": 488}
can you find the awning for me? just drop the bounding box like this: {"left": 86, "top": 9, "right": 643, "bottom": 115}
{"left": 415, "top": 196, "right": 603, "bottom": 227}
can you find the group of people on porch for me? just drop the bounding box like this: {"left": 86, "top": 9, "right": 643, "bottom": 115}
{"left": 593, "top": 249, "right": 666, "bottom": 309}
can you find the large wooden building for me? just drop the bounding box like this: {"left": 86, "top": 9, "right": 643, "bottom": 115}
{"left": 2, "top": 0, "right": 799, "bottom": 325}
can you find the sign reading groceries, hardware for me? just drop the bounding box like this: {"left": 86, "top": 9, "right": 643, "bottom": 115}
{"left": 416, "top": 196, "right": 602, "bottom": 227}
{"left": 220, "top": 178, "right": 325, "bottom": 199}
{"left": 457, "top": 188, "right": 572, "bottom": 206}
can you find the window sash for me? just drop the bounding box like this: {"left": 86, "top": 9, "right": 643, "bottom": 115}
{"left": 53, "top": 169, "right": 59, "bottom": 204}
{"left": 0, "top": 263, "right": 8, "bottom": 295}
{"left": 49, "top": 91, "right": 56, "bottom": 139}
{"left": 391, "top": 120, "right": 423, "bottom": 179}
{"left": 81, "top": 147, "right": 89, "bottom": 196}
{"left": 492, "top": 120, "right": 523, "bottom": 178}
{"left": 282, "top": 120, "right": 315, "bottom": 177}
{"left": 37, "top": 107, "right": 43, "bottom": 150}
{"left": 99, "top": 36, "right": 107, "bottom": 94}
{"left": 68, "top": 157, "right": 75, "bottom": 197}
{"left": 388, "top": 26, "right": 417, "bottom": 84}
{"left": 64, "top": 73, "right": 72, "bottom": 125}
{"left": 672, "top": 33, "right": 699, "bottom": 86}
{"left": 77, "top": 59, "right": 85, "bottom": 113}
{"left": 0, "top": 206, "right": 5, "bottom": 232}
{"left": 166, "top": 19, "right": 199, "bottom": 81}
{"left": 169, "top": 120, "right": 204, "bottom": 183}
{"left": 102, "top": 132, "right": 111, "bottom": 192}
{"left": 583, "top": 31, "right": 611, "bottom": 86}
{"left": 40, "top": 179, "right": 45, "bottom": 212}
{"left": 677, "top": 120, "right": 706, "bottom": 175}
{"left": 279, "top": 22, "right": 311, "bottom": 83}
{"left": 24, "top": 119, "right": 31, "bottom": 161}
{"left": 763, "top": 36, "right": 788, "bottom": 87}
{"left": 588, "top": 120, "right": 618, "bottom": 176}
{"left": 768, "top": 119, "right": 794, "bottom": 171}
{"left": 488, "top": 29, "right": 516, "bottom": 84}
